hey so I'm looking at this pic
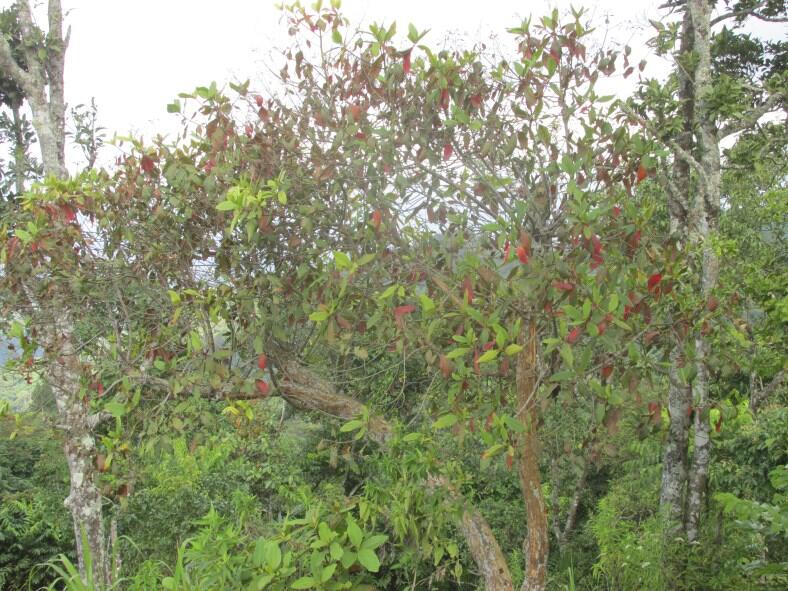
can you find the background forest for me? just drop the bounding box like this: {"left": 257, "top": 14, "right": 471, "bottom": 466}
{"left": 0, "top": 0, "right": 786, "bottom": 590}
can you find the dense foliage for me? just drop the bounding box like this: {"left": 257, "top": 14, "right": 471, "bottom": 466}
{"left": 0, "top": 1, "right": 785, "bottom": 590}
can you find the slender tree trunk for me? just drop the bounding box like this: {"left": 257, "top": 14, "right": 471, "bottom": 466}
{"left": 659, "top": 7, "right": 695, "bottom": 535}
{"left": 10, "top": 106, "right": 26, "bottom": 197}
{"left": 685, "top": 0, "right": 721, "bottom": 542}
{"left": 47, "top": 319, "right": 111, "bottom": 588}
{"left": 516, "top": 319, "right": 548, "bottom": 591}
{"left": 660, "top": 357, "right": 691, "bottom": 529}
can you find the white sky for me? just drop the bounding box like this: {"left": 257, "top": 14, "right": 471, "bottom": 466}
{"left": 1, "top": 0, "right": 783, "bottom": 169}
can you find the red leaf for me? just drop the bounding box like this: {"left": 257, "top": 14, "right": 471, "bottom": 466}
{"left": 591, "top": 235, "right": 602, "bottom": 255}
{"left": 60, "top": 204, "right": 77, "bottom": 223}
{"left": 470, "top": 93, "right": 482, "bottom": 109}
{"left": 255, "top": 94, "right": 264, "bottom": 107}
{"left": 503, "top": 240, "right": 511, "bottom": 262}
{"left": 462, "top": 277, "right": 474, "bottom": 304}
{"left": 636, "top": 163, "right": 648, "bottom": 184}
{"left": 371, "top": 209, "right": 382, "bottom": 230}
{"left": 482, "top": 341, "right": 495, "bottom": 351}
{"left": 647, "top": 273, "right": 662, "bottom": 292}
{"left": 403, "top": 49, "right": 411, "bottom": 75}
{"left": 597, "top": 321, "right": 608, "bottom": 336}
{"left": 612, "top": 205, "right": 621, "bottom": 218}
{"left": 6, "top": 236, "right": 19, "bottom": 260}
{"left": 706, "top": 296, "right": 719, "bottom": 312}
{"left": 439, "top": 354, "right": 451, "bottom": 379}
{"left": 443, "top": 142, "right": 453, "bottom": 160}
{"left": 141, "top": 155, "right": 155, "bottom": 174}
{"left": 394, "top": 304, "right": 416, "bottom": 319}
{"left": 204, "top": 159, "right": 215, "bottom": 173}
{"left": 440, "top": 88, "right": 450, "bottom": 110}
{"left": 516, "top": 245, "right": 529, "bottom": 264}
{"left": 715, "top": 416, "right": 723, "bottom": 433}
{"left": 257, "top": 354, "right": 267, "bottom": 370}
{"left": 255, "top": 379, "right": 270, "bottom": 397}
{"left": 349, "top": 104, "right": 363, "bottom": 122}
{"left": 505, "top": 453, "right": 513, "bottom": 470}
{"left": 566, "top": 326, "right": 581, "bottom": 344}
{"left": 553, "top": 281, "right": 574, "bottom": 291}
{"left": 590, "top": 254, "right": 603, "bottom": 269}
{"left": 601, "top": 365, "right": 613, "bottom": 380}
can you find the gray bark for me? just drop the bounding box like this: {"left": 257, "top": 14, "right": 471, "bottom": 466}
{"left": 685, "top": 0, "right": 721, "bottom": 544}
{"left": 1, "top": 2, "right": 110, "bottom": 587}
{"left": 659, "top": 9, "right": 694, "bottom": 532}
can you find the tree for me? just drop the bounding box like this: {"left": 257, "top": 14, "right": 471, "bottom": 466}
{"left": 0, "top": 1, "right": 117, "bottom": 587}
{"left": 633, "top": 0, "right": 786, "bottom": 543}
{"left": 38, "top": 5, "right": 666, "bottom": 589}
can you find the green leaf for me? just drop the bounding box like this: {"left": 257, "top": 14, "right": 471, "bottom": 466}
{"left": 361, "top": 534, "right": 388, "bottom": 550}
{"left": 166, "top": 100, "right": 181, "bottom": 113}
{"left": 216, "top": 200, "right": 237, "bottom": 211}
{"left": 419, "top": 294, "right": 436, "bottom": 313}
{"left": 104, "top": 401, "right": 125, "bottom": 418}
{"left": 432, "top": 414, "right": 458, "bottom": 429}
{"left": 446, "top": 347, "right": 469, "bottom": 359}
{"left": 378, "top": 284, "right": 398, "bottom": 300}
{"left": 502, "top": 415, "right": 524, "bottom": 433}
{"left": 267, "top": 542, "right": 282, "bottom": 570}
{"left": 291, "top": 576, "right": 315, "bottom": 589}
{"left": 550, "top": 370, "right": 574, "bottom": 382}
{"left": 309, "top": 310, "right": 329, "bottom": 322}
{"left": 340, "top": 550, "right": 356, "bottom": 569}
{"left": 334, "top": 251, "right": 351, "bottom": 269}
{"left": 560, "top": 343, "right": 574, "bottom": 368}
{"left": 332, "top": 28, "right": 343, "bottom": 44}
{"left": 504, "top": 344, "right": 523, "bottom": 356}
{"left": 346, "top": 518, "right": 363, "bottom": 548}
{"left": 329, "top": 542, "right": 344, "bottom": 560}
{"left": 357, "top": 253, "right": 375, "bottom": 266}
{"left": 608, "top": 293, "right": 619, "bottom": 313}
{"left": 340, "top": 419, "right": 363, "bottom": 433}
{"left": 167, "top": 290, "right": 181, "bottom": 305}
{"left": 408, "top": 23, "right": 419, "bottom": 43}
{"left": 321, "top": 563, "right": 337, "bottom": 583}
{"left": 357, "top": 548, "right": 381, "bottom": 572}
{"left": 478, "top": 349, "right": 499, "bottom": 363}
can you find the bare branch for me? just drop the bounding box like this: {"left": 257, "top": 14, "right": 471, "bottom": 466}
{"left": 720, "top": 93, "right": 784, "bottom": 139}
{"left": 750, "top": 369, "right": 785, "bottom": 414}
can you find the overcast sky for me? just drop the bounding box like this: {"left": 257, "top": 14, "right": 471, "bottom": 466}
{"left": 1, "top": 0, "right": 782, "bottom": 169}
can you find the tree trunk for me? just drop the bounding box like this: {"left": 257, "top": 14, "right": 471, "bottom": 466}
{"left": 0, "top": 3, "right": 110, "bottom": 586}
{"left": 659, "top": 7, "right": 694, "bottom": 534}
{"left": 516, "top": 319, "right": 548, "bottom": 591}
{"left": 659, "top": 358, "right": 691, "bottom": 530}
{"left": 46, "top": 318, "right": 111, "bottom": 588}
{"left": 11, "top": 106, "right": 26, "bottom": 197}
{"left": 685, "top": 0, "right": 720, "bottom": 542}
